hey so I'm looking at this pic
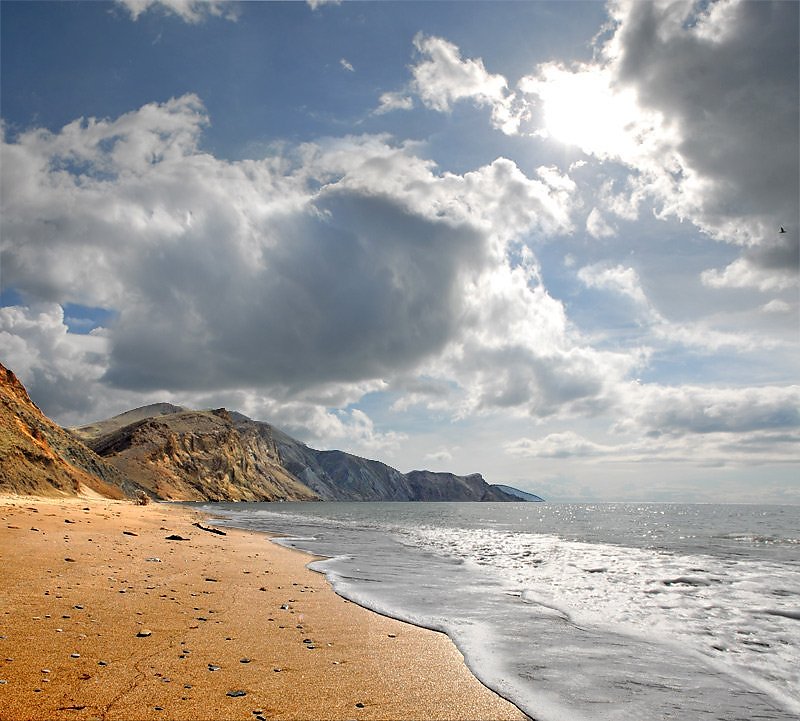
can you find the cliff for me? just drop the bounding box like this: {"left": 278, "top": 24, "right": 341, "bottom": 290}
{"left": 0, "top": 363, "right": 135, "bottom": 498}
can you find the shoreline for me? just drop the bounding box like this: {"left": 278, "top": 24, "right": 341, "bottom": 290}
{"left": 0, "top": 496, "right": 528, "bottom": 721}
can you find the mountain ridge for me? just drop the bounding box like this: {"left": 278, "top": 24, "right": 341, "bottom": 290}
{"left": 2, "top": 365, "right": 542, "bottom": 502}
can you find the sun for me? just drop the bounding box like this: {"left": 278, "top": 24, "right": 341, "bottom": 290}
{"left": 523, "top": 65, "right": 648, "bottom": 158}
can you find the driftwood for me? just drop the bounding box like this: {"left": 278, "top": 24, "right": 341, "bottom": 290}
{"left": 192, "top": 521, "right": 227, "bottom": 536}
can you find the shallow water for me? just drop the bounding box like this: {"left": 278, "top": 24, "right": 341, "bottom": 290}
{"left": 197, "top": 501, "right": 800, "bottom": 721}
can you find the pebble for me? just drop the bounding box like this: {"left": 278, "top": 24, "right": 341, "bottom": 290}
{"left": 98, "top": 661, "right": 108, "bottom": 666}
{"left": 137, "top": 629, "right": 152, "bottom": 637}
{"left": 208, "top": 664, "right": 221, "bottom": 671}
{"left": 355, "top": 702, "right": 365, "bottom": 708}
{"left": 64, "top": 558, "right": 76, "bottom": 563}
{"left": 70, "top": 653, "right": 80, "bottom": 658}
{"left": 226, "top": 690, "right": 247, "bottom": 698}
{"left": 239, "top": 657, "right": 251, "bottom": 664}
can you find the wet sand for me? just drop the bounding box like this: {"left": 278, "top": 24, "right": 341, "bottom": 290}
{"left": 0, "top": 496, "right": 527, "bottom": 721}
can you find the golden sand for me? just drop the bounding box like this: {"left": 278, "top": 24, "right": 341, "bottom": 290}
{"left": 0, "top": 497, "right": 527, "bottom": 721}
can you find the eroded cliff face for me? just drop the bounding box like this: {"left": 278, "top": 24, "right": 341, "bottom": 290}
{"left": 77, "top": 408, "right": 319, "bottom": 502}
{"left": 0, "top": 363, "right": 131, "bottom": 498}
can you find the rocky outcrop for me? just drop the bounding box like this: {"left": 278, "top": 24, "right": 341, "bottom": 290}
{"left": 0, "top": 363, "right": 134, "bottom": 498}
{"left": 75, "top": 407, "right": 319, "bottom": 502}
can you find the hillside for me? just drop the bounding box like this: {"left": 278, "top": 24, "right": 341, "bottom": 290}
{"left": 78, "top": 405, "right": 522, "bottom": 502}
{"left": 74, "top": 406, "right": 320, "bottom": 502}
{"left": 2, "top": 363, "right": 538, "bottom": 503}
{"left": 0, "top": 363, "right": 136, "bottom": 498}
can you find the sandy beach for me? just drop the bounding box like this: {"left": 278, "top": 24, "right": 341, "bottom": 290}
{"left": 0, "top": 497, "right": 527, "bottom": 721}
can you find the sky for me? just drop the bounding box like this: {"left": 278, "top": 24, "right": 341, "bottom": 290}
{"left": 1, "top": 0, "right": 798, "bottom": 503}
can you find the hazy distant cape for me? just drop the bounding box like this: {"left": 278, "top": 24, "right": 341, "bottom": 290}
{"left": 1, "top": 362, "right": 541, "bottom": 503}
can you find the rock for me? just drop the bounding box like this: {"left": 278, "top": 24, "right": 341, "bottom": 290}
{"left": 70, "top": 653, "right": 80, "bottom": 658}
{"left": 226, "top": 690, "right": 247, "bottom": 697}
{"left": 239, "top": 657, "right": 251, "bottom": 664}
{"left": 208, "top": 664, "right": 221, "bottom": 671}
{"left": 137, "top": 629, "right": 152, "bottom": 637}
{"left": 64, "top": 557, "right": 76, "bottom": 562}
{"left": 165, "top": 534, "right": 189, "bottom": 541}
{"left": 123, "top": 530, "right": 138, "bottom": 536}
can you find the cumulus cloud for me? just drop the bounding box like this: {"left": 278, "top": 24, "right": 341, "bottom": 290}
{"left": 117, "top": 0, "right": 238, "bottom": 23}
{"left": 505, "top": 383, "right": 800, "bottom": 468}
{"left": 505, "top": 431, "right": 614, "bottom": 459}
{"left": 410, "top": 34, "right": 525, "bottom": 135}
{"left": 519, "top": 0, "right": 798, "bottom": 290}
{"left": 618, "top": 383, "right": 800, "bottom": 437}
{"left": 2, "top": 95, "right": 614, "bottom": 431}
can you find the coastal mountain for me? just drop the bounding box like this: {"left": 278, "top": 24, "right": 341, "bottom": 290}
{"left": 72, "top": 407, "right": 319, "bottom": 502}
{"left": 76, "top": 404, "right": 522, "bottom": 502}
{"left": 1, "top": 362, "right": 541, "bottom": 502}
{"left": 0, "top": 363, "right": 136, "bottom": 498}
{"left": 264, "top": 419, "right": 517, "bottom": 501}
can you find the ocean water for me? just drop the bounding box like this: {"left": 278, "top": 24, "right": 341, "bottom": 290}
{"left": 197, "top": 501, "right": 800, "bottom": 721}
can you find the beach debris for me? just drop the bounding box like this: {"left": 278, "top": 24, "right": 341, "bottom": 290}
{"left": 226, "top": 690, "right": 247, "bottom": 697}
{"left": 137, "top": 629, "right": 153, "bottom": 637}
{"left": 146, "top": 557, "right": 162, "bottom": 563}
{"left": 208, "top": 664, "right": 221, "bottom": 671}
{"left": 165, "top": 534, "right": 189, "bottom": 541}
{"left": 193, "top": 522, "right": 227, "bottom": 536}
{"left": 64, "top": 519, "right": 75, "bottom": 524}
{"left": 64, "top": 557, "right": 76, "bottom": 562}
{"left": 98, "top": 661, "right": 108, "bottom": 666}
{"left": 204, "top": 577, "right": 219, "bottom": 582}
{"left": 70, "top": 653, "right": 80, "bottom": 658}
{"left": 123, "top": 530, "right": 138, "bottom": 536}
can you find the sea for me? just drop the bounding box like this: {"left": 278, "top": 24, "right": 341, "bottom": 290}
{"left": 196, "top": 501, "right": 800, "bottom": 721}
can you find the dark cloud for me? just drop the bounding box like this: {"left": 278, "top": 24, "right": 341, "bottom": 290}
{"left": 611, "top": 0, "right": 799, "bottom": 248}
{"left": 104, "top": 190, "right": 486, "bottom": 391}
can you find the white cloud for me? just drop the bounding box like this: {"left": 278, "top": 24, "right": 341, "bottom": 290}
{"left": 577, "top": 263, "right": 648, "bottom": 307}
{"left": 374, "top": 91, "right": 414, "bottom": 115}
{"left": 340, "top": 58, "right": 354, "bottom": 73}
{"left": 585, "top": 207, "right": 616, "bottom": 239}
{"left": 505, "top": 431, "right": 614, "bottom": 459}
{"left": 117, "top": 0, "right": 238, "bottom": 23}
{"left": 761, "top": 299, "right": 791, "bottom": 314}
{"left": 410, "top": 34, "right": 525, "bottom": 135}
{"left": 307, "top": 0, "right": 341, "bottom": 9}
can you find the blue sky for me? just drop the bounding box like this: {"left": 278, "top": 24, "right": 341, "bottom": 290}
{"left": 1, "top": 0, "right": 798, "bottom": 502}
